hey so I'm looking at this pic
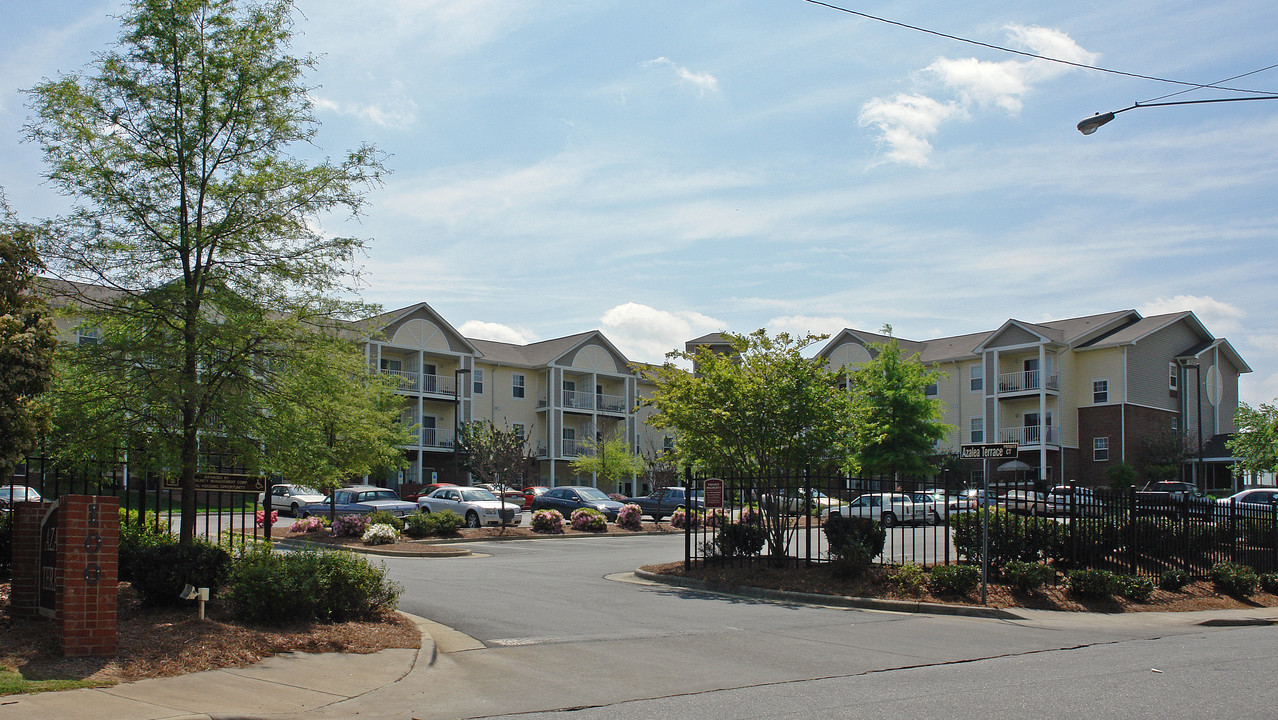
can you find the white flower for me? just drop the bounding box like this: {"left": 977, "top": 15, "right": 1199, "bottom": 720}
{"left": 362, "top": 523, "right": 400, "bottom": 546}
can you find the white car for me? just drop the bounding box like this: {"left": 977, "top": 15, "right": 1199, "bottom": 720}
{"left": 910, "top": 491, "right": 948, "bottom": 523}
{"left": 824, "top": 492, "right": 925, "bottom": 527}
{"left": 0, "top": 485, "right": 41, "bottom": 511}
{"left": 1213, "top": 488, "right": 1278, "bottom": 520}
{"left": 258, "top": 484, "right": 327, "bottom": 516}
{"left": 419, "top": 486, "right": 522, "bottom": 528}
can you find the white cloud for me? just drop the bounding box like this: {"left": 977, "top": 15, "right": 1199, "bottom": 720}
{"left": 457, "top": 320, "right": 537, "bottom": 345}
{"left": 860, "top": 25, "right": 1096, "bottom": 165}
{"left": 1138, "top": 295, "right": 1246, "bottom": 335}
{"left": 766, "top": 314, "right": 857, "bottom": 339}
{"left": 642, "top": 57, "right": 719, "bottom": 95}
{"left": 599, "top": 302, "right": 723, "bottom": 363}
{"left": 311, "top": 83, "right": 418, "bottom": 129}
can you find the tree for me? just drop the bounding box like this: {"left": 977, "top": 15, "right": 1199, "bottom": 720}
{"left": 847, "top": 328, "right": 950, "bottom": 481}
{"left": 1228, "top": 401, "right": 1278, "bottom": 478}
{"left": 1134, "top": 430, "right": 1189, "bottom": 485}
{"left": 641, "top": 330, "right": 856, "bottom": 560}
{"left": 0, "top": 196, "right": 58, "bottom": 483}
{"left": 27, "top": 0, "right": 386, "bottom": 542}
{"left": 569, "top": 431, "right": 645, "bottom": 493}
{"left": 458, "top": 420, "right": 536, "bottom": 491}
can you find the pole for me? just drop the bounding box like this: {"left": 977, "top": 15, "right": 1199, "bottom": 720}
{"left": 454, "top": 367, "right": 470, "bottom": 486}
{"left": 980, "top": 457, "right": 989, "bottom": 604}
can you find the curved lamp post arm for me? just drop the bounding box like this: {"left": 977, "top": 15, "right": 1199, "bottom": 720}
{"left": 1078, "top": 94, "right": 1278, "bottom": 135}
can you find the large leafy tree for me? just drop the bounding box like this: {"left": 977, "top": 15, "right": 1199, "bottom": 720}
{"left": 0, "top": 196, "right": 58, "bottom": 483}
{"left": 27, "top": 0, "right": 385, "bottom": 542}
{"left": 847, "top": 328, "right": 950, "bottom": 481}
{"left": 641, "top": 330, "right": 855, "bottom": 560}
{"left": 1228, "top": 401, "right": 1278, "bottom": 478}
{"left": 569, "top": 430, "right": 645, "bottom": 493}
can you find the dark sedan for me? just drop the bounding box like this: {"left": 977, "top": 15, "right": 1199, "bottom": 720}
{"left": 531, "top": 486, "right": 625, "bottom": 521}
{"left": 624, "top": 486, "right": 703, "bottom": 521}
{"left": 299, "top": 485, "right": 418, "bottom": 518}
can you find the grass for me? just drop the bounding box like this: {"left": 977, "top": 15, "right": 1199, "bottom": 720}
{"left": 0, "top": 667, "right": 112, "bottom": 695}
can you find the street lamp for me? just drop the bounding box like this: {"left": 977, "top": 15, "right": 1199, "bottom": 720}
{"left": 1180, "top": 361, "right": 1205, "bottom": 492}
{"left": 453, "top": 368, "right": 471, "bottom": 486}
{"left": 1077, "top": 95, "right": 1278, "bottom": 135}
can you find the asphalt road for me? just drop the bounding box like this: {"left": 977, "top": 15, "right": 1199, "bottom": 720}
{"left": 287, "top": 534, "right": 1278, "bottom": 720}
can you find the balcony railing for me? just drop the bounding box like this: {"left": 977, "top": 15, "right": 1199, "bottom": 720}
{"left": 380, "top": 368, "right": 458, "bottom": 395}
{"left": 562, "top": 438, "right": 584, "bottom": 456}
{"left": 419, "top": 427, "right": 456, "bottom": 449}
{"left": 998, "top": 425, "right": 1060, "bottom": 446}
{"left": 597, "top": 393, "right": 628, "bottom": 413}
{"left": 562, "top": 390, "right": 594, "bottom": 410}
{"left": 997, "top": 369, "right": 1060, "bottom": 394}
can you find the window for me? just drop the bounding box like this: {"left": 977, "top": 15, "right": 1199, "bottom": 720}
{"left": 512, "top": 423, "right": 525, "bottom": 439}
{"left": 925, "top": 383, "right": 938, "bottom": 397}
{"left": 512, "top": 373, "right": 525, "bottom": 398}
{"left": 1093, "top": 437, "right": 1109, "bottom": 462}
{"left": 380, "top": 358, "right": 401, "bottom": 372}
{"left": 473, "top": 369, "right": 484, "bottom": 394}
{"left": 1093, "top": 379, "right": 1108, "bottom": 404}
{"left": 76, "top": 326, "right": 100, "bottom": 345}
{"left": 970, "top": 417, "right": 984, "bottom": 444}
{"left": 970, "top": 366, "right": 983, "bottom": 392}
{"left": 970, "top": 469, "right": 984, "bottom": 485}
{"left": 663, "top": 436, "right": 675, "bottom": 452}
{"left": 1169, "top": 362, "right": 1178, "bottom": 392}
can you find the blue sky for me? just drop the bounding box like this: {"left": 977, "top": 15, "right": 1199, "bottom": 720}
{"left": 3, "top": 1, "right": 1277, "bottom": 404}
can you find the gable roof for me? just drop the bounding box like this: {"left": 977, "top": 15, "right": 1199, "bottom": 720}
{"left": 354, "top": 301, "right": 482, "bottom": 355}
{"left": 469, "top": 330, "right": 633, "bottom": 370}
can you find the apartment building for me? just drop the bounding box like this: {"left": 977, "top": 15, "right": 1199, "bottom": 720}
{"left": 818, "top": 310, "right": 1250, "bottom": 490}
{"left": 356, "top": 301, "right": 662, "bottom": 494}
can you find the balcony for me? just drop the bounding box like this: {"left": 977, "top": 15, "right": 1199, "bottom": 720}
{"left": 419, "top": 427, "right": 456, "bottom": 450}
{"left": 997, "top": 369, "right": 1059, "bottom": 395}
{"left": 597, "top": 392, "right": 628, "bottom": 413}
{"left": 562, "top": 390, "right": 594, "bottom": 411}
{"left": 998, "top": 425, "right": 1061, "bottom": 447}
{"left": 381, "top": 369, "right": 458, "bottom": 396}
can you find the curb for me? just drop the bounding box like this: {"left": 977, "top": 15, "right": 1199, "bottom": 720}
{"left": 409, "top": 528, "right": 681, "bottom": 545}
{"left": 275, "top": 537, "right": 473, "bottom": 557}
{"left": 632, "top": 568, "right": 1023, "bottom": 619}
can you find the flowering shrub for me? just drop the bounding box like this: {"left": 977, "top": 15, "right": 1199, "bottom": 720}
{"left": 607, "top": 493, "right": 627, "bottom": 502}
{"left": 331, "top": 514, "right": 370, "bottom": 538}
{"left": 255, "top": 509, "right": 278, "bottom": 528}
{"left": 570, "top": 508, "right": 607, "bottom": 532}
{"left": 702, "top": 508, "right": 727, "bottom": 528}
{"left": 289, "top": 516, "right": 326, "bottom": 534}
{"left": 739, "top": 507, "right": 764, "bottom": 526}
{"left": 362, "top": 523, "right": 400, "bottom": 546}
{"left": 615, "top": 503, "right": 643, "bottom": 531}
{"left": 531, "top": 509, "right": 565, "bottom": 534}
{"left": 670, "top": 508, "right": 701, "bottom": 530}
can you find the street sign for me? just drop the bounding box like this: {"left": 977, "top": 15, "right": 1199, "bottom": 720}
{"left": 703, "top": 478, "right": 724, "bottom": 509}
{"left": 959, "top": 443, "right": 1019, "bottom": 460}
{"left": 162, "top": 473, "right": 267, "bottom": 493}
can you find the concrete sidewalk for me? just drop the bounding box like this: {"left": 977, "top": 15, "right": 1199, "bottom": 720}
{"left": 0, "top": 614, "right": 434, "bottom": 720}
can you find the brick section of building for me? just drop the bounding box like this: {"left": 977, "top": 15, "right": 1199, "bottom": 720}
{"left": 56, "top": 496, "right": 119, "bottom": 657}
{"left": 9, "top": 501, "right": 51, "bottom": 619}
{"left": 1078, "top": 405, "right": 1178, "bottom": 486}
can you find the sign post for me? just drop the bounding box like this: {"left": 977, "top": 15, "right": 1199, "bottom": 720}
{"left": 961, "top": 443, "right": 1018, "bottom": 604}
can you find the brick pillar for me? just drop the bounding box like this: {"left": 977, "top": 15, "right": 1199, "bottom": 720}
{"left": 55, "top": 496, "right": 119, "bottom": 657}
{"left": 10, "top": 501, "right": 52, "bottom": 619}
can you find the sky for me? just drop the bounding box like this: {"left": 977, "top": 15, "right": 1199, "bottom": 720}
{"left": 2, "top": 1, "right": 1277, "bottom": 404}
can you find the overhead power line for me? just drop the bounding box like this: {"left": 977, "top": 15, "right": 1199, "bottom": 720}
{"left": 802, "top": 0, "right": 1278, "bottom": 97}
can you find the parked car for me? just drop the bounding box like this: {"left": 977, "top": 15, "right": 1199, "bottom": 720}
{"left": 474, "top": 483, "right": 525, "bottom": 504}
{"left": 999, "top": 490, "right": 1048, "bottom": 515}
{"left": 521, "top": 486, "right": 551, "bottom": 510}
{"left": 625, "top": 486, "right": 704, "bottom": 521}
{"left": 823, "top": 492, "right": 924, "bottom": 527}
{"left": 418, "top": 486, "right": 521, "bottom": 527}
{"left": 910, "top": 490, "right": 948, "bottom": 523}
{"left": 0, "top": 485, "right": 41, "bottom": 512}
{"left": 298, "top": 485, "right": 418, "bottom": 518}
{"left": 531, "top": 486, "right": 625, "bottom": 521}
{"left": 1213, "top": 488, "right": 1278, "bottom": 519}
{"left": 772, "top": 488, "right": 844, "bottom": 516}
{"left": 1045, "top": 485, "right": 1103, "bottom": 517}
{"left": 953, "top": 488, "right": 996, "bottom": 512}
{"left": 1135, "top": 481, "right": 1211, "bottom": 518}
{"left": 401, "top": 482, "right": 457, "bottom": 503}
{"left": 257, "top": 484, "right": 326, "bottom": 517}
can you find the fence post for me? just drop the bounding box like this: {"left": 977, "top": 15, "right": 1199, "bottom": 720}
{"left": 1127, "top": 485, "right": 1137, "bottom": 576}
{"left": 684, "top": 466, "right": 693, "bottom": 572}
{"left": 804, "top": 465, "right": 812, "bottom": 567}
{"left": 1271, "top": 499, "right": 1278, "bottom": 574}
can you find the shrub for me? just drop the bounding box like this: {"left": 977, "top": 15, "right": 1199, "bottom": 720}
{"left": 953, "top": 509, "right": 1058, "bottom": 566}
{"left": 570, "top": 508, "right": 607, "bottom": 532}
{"left": 118, "top": 509, "right": 177, "bottom": 582}
{"left": 703, "top": 508, "right": 727, "bottom": 528}
{"left": 713, "top": 521, "right": 767, "bottom": 557}
{"left": 823, "top": 515, "right": 885, "bottom": 567}
{"left": 226, "top": 546, "right": 401, "bottom": 623}
{"left": 929, "top": 565, "right": 980, "bottom": 596}
{"left": 130, "top": 540, "right": 231, "bottom": 606}
{"left": 255, "top": 509, "right": 278, "bottom": 528}
{"left": 1002, "top": 561, "right": 1056, "bottom": 593}
{"left": 739, "top": 507, "right": 763, "bottom": 526}
{"left": 1210, "top": 561, "right": 1258, "bottom": 598}
{"left": 426, "top": 509, "right": 463, "bottom": 535}
{"left": 402, "top": 512, "right": 432, "bottom": 538}
{"left": 531, "top": 509, "right": 565, "bottom": 534}
{"left": 0, "top": 511, "right": 11, "bottom": 575}
{"left": 362, "top": 523, "right": 400, "bottom": 545}
{"left": 1065, "top": 569, "right": 1118, "bottom": 599}
{"left": 1048, "top": 518, "right": 1121, "bottom": 569}
{"left": 289, "top": 516, "right": 327, "bottom": 534}
{"left": 1117, "top": 574, "right": 1155, "bottom": 602}
{"left": 365, "top": 510, "right": 405, "bottom": 532}
{"left": 670, "top": 508, "right": 700, "bottom": 529}
{"left": 1158, "top": 568, "right": 1191, "bottom": 591}
{"left": 1260, "top": 572, "right": 1278, "bottom": 595}
{"left": 892, "top": 563, "right": 927, "bottom": 596}
{"left": 330, "top": 514, "right": 370, "bottom": 538}
{"left": 615, "top": 503, "right": 643, "bottom": 531}
{"left": 607, "top": 493, "right": 626, "bottom": 502}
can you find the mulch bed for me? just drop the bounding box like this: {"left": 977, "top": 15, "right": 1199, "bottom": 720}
{"left": 278, "top": 521, "right": 680, "bottom": 551}
{"left": 0, "top": 580, "right": 420, "bottom": 688}
{"left": 644, "top": 560, "right": 1278, "bottom": 613}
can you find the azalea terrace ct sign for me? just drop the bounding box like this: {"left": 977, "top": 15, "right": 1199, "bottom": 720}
{"left": 959, "top": 443, "right": 1019, "bottom": 460}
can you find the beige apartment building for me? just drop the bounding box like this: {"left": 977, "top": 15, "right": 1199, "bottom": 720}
{"left": 818, "top": 310, "right": 1250, "bottom": 490}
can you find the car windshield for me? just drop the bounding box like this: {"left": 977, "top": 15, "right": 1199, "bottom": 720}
{"left": 461, "top": 489, "right": 498, "bottom": 502}
{"left": 577, "top": 488, "right": 611, "bottom": 502}
{"left": 295, "top": 486, "right": 320, "bottom": 495}
{"left": 366, "top": 490, "right": 399, "bottom": 502}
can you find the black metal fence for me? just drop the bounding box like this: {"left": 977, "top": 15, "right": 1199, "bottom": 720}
{"left": 682, "top": 472, "right": 1278, "bottom": 578}
{"left": 8, "top": 455, "right": 263, "bottom": 549}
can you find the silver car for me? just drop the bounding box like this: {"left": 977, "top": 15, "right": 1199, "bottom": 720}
{"left": 419, "top": 486, "right": 521, "bottom": 528}
{"left": 0, "top": 485, "right": 41, "bottom": 512}
{"left": 824, "top": 492, "right": 925, "bottom": 527}
{"left": 258, "top": 483, "right": 327, "bottom": 517}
